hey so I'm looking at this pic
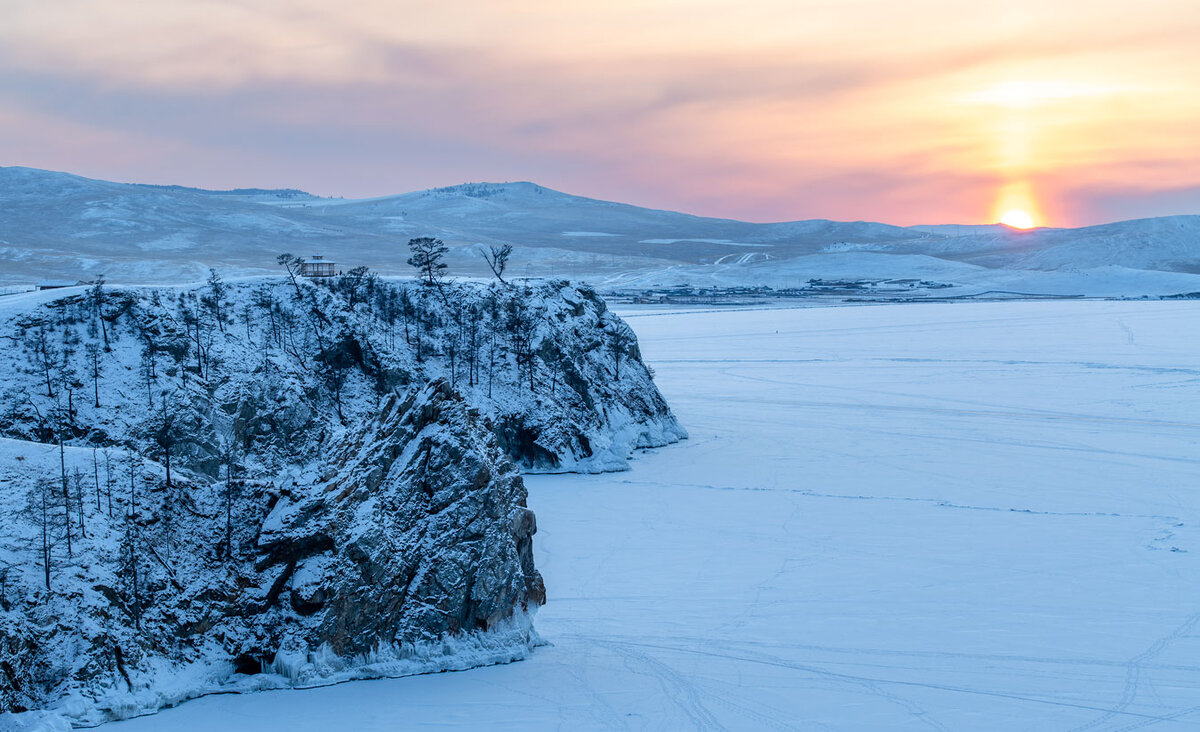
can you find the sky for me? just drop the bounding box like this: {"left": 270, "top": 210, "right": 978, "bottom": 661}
{"left": 1, "top": 0, "right": 1198, "bottom": 227}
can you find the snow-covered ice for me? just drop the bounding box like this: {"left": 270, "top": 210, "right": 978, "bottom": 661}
{"left": 103, "top": 300, "right": 1200, "bottom": 730}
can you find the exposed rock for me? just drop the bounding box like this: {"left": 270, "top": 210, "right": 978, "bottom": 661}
{"left": 0, "top": 380, "right": 542, "bottom": 724}
{"left": 259, "top": 380, "right": 545, "bottom": 653}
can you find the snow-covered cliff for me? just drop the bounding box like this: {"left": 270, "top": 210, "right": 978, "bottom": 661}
{"left": 0, "top": 276, "right": 681, "bottom": 725}
{"left": 0, "top": 382, "right": 542, "bottom": 725}
{"left": 0, "top": 276, "right": 685, "bottom": 475}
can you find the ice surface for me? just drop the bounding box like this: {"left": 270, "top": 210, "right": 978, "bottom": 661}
{"left": 101, "top": 300, "right": 1200, "bottom": 729}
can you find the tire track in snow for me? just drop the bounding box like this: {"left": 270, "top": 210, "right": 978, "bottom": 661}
{"left": 716, "top": 369, "right": 1200, "bottom": 433}
{"left": 599, "top": 641, "right": 729, "bottom": 730}
{"left": 616, "top": 478, "right": 1182, "bottom": 525}
{"left": 595, "top": 632, "right": 1200, "bottom": 677}
{"left": 570, "top": 636, "right": 1189, "bottom": 725}
{"left": 1069, "top": 611, "right": 1200, "bottom": 732}
{"left": 596, "top": 637, "right": 941, "bottom": 731}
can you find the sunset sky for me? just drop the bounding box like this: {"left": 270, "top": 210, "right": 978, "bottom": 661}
{"left": 2, "top": 0, "right": 1198, "bottom": 226}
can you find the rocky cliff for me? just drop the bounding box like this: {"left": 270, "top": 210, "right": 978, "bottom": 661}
{"left": 0, "top": 276, "right": 679, "bottom": 725}
{"left": 0, "top": 381, "right": 542, "bottom": 725}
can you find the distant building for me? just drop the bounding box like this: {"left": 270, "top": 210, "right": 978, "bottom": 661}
{"left": 37, "top": 281, "right": 84, "bottom": 291}
{"left": 299, "top": 255, "right": 335, "bottom": 278}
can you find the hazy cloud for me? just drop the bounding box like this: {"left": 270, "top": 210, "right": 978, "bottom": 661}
{"left": 2, "top": 0, "right": 1198, "bottom": 224}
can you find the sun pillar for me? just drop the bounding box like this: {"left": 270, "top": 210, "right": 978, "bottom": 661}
{"left": 993, "top": 180, "right": 1042, "bottom": 229}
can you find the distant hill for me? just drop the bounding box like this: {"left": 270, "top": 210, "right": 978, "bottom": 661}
{"left": 1, "top": 166, "right": 1198, "bottom": 296}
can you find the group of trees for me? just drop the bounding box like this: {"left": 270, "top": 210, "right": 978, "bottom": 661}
{"left": 405, "top": 236, "right": 512, "bottom": 288}
{"left": 11, "top": 274, "right": 244, "bottom": 610}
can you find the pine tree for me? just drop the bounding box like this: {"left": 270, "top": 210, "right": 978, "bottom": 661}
{"left": 204, "top": 269, "right": 228, "bottom": 332}
{"left": 407, "top": 237, "right": 449, "bottom": 289}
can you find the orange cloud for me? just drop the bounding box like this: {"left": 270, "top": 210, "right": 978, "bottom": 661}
{"left": 1, "top": 0, "right": 1197, "bottom": 225}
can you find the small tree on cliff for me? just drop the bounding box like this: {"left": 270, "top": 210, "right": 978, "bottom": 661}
{"left": 26, "top": 477, "right": 59, "bottom": 591}
{"left": 21, "top": 323, "right": 59, "bottom": 399}
{"left": 480, "top": 243, "right": 513, "bottom": 283}
{"left": 608, "top": 328, "right": 631, "bottom": 382}
{"left": 84, "top": 342, "right": 104, "bottom": 408}
{"left": 144, "top": 397, "right": 181, "bottom": 488}
{"left": 88, "top": 277, "right": 110, "bottom": 350}
{"left": 276, "top": 254, "right": 305, "bottom": 298}
{"left": 337, "top": 266, "right": 374, "bottom": 310}
{"left": 203, "top": 269, "right": 228, "bottom": 332}
{"left": 407, "top": 237, "right": 448, "bottom": 289}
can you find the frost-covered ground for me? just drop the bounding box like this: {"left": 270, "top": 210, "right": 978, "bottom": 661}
{"left": 105, "top": 300, "right": 1200, "bottom": 730}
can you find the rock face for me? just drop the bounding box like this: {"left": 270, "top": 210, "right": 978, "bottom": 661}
{"left": 0, "top": 381, "right": 543, "bottom": 724}
{"left": 260, "top": 380, "right": 545, "bottom": 654}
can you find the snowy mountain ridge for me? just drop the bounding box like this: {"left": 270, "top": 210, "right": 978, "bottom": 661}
{"left": 2, "top": 166, "right": 1197, "bottom": 295}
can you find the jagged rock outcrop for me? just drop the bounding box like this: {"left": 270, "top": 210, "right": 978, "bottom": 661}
{"left": 258, "top": 380, "right": 545, "bottom": 653}
{"left": 0, "top": 381, "right": 543, "bottom": 725}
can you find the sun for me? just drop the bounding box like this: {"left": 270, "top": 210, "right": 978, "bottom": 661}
{"left": 999, "top": 209, "right": 1036, "bottom": 229}
{"left": 992, "top": 181, "right": 1046, "bottom": 230}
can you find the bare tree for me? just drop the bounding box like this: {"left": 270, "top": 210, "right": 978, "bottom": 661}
{"left": 102, "top": 448, "right": 114, "bottom": 517}
{"left": 56, "top": 329, "right": 82, "bottom": 426}
{"left": 252, "top": 285, "right": 280, "bottom": 348}
{"left": 337, "top": 266, "right": 374, "bottom": 309}
{"left": 485, "top": 292, "right": 502, "bottom": 398}
{"left": 89, "top": 277, "right": 110, "bottom": 351}
{"left": 84, "top": 342, "right": 104, "bottom": 408}
{"left": 480, "top": 243, "right": 513, "bottom": 283}
{"left": 118, "top": 451, "right": 144, "bottom": 628}
{"left": 506, "top": 297, "right": 538, "bottom": 393}
{"left": 57, "top": 428, "right": 72, "bottom": 558}
{"left": 146, "top": 397, "right": 181, "bottom": 488}
{"left": 72, "top": 467, "right": 87, "bottom": 540}
{"left": 119, "top": 514, "right": 141, "bottom": 630}
{"left": 22, "top": 324, "right": 59, "bottom": 398}
{"left": 35, "top": 477, "right": 55, "bottom": 590}
{"left": 138, "top": 340, "right": 157, "bottom": 408}
{"left": 321, "top": 361, "right": 348, "bottom": 424}
{"left": 93, "top": 448, "right": 102, "bottom": 511}
{"left": 220, "top": 440, "right": 240, "bottom": 560}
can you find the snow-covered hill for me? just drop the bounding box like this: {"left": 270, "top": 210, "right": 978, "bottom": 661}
{"left": 1, "top": 166, "right": 1198, "bottom": 296}
{"left": 915, "top": 215, "right": 1200, "bottom": 273}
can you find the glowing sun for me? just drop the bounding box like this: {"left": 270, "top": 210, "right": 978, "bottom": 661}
{"left": 999, "top": 209, "right": 1036, "bottom": 229}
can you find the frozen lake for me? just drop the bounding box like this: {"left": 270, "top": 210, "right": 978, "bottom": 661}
{"left": 110, "top": 300, "right": 1200, "bottom": 730}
